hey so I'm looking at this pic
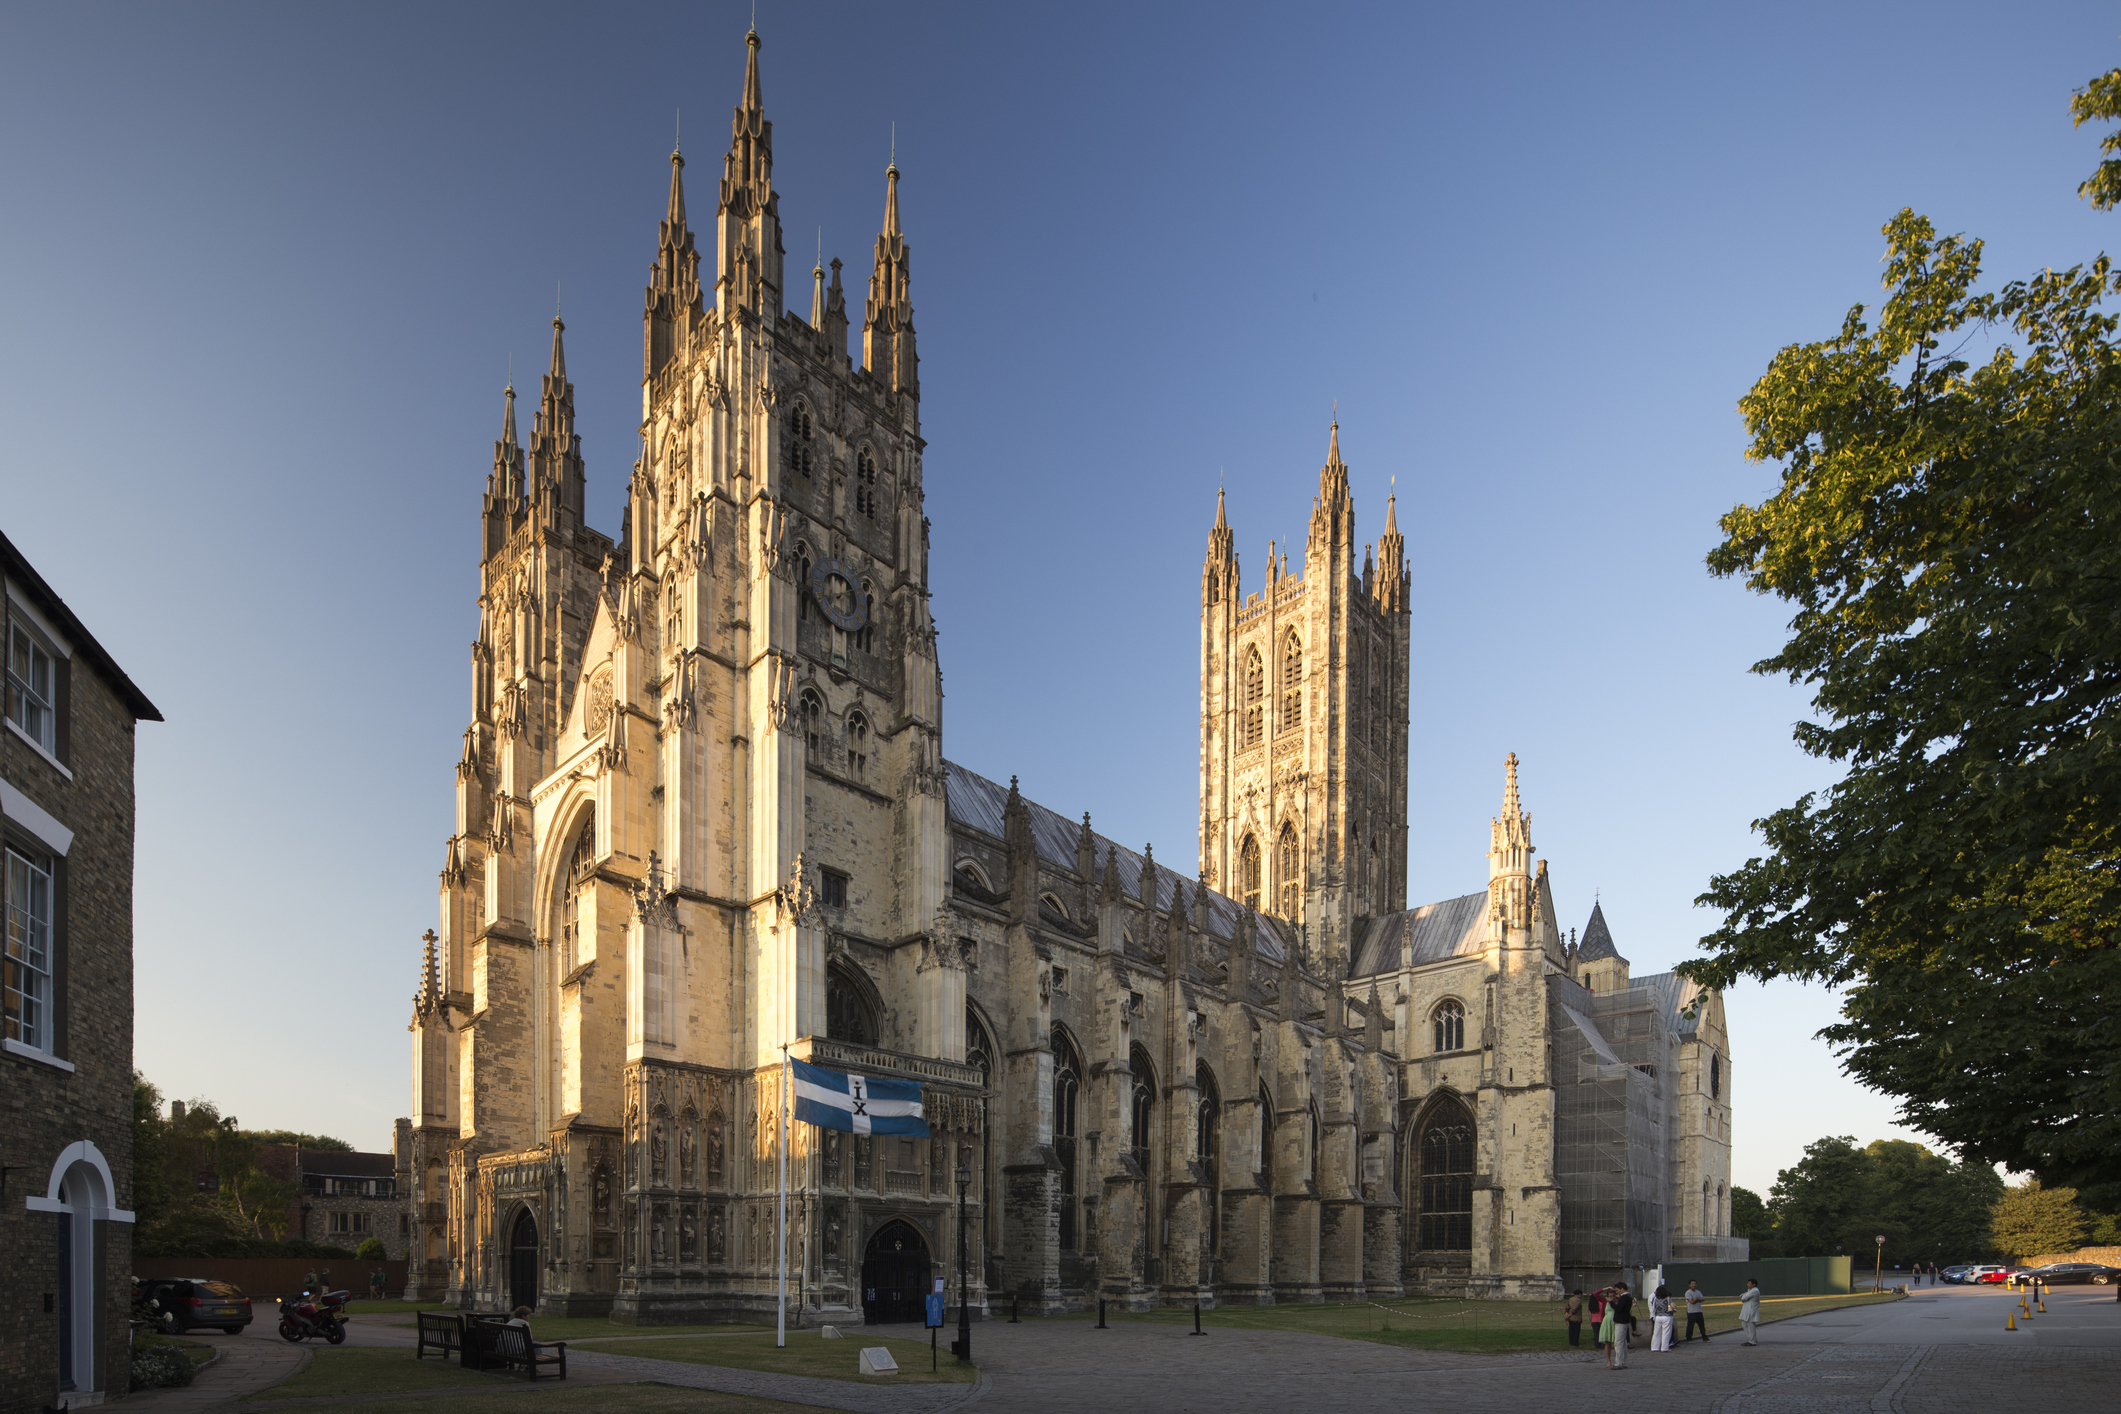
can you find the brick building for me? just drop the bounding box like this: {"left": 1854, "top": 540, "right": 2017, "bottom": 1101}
{"left": 296, "top": 1139, "right": 413, "bottom": 1261}
{"left": 1, "top": 530, "right": 161, "bottom": 1411}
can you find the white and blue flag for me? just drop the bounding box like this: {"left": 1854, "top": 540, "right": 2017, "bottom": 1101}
{"left": 790, "top": 1057, "right": 928, "bottom": 1137}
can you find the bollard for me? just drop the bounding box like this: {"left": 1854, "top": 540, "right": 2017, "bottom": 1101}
{"left": 1096, "top": 1298, "right": 1107, "bottom": 1330}
{"left": 1191, "top": 1301, "right": 1203, "bottom": 1336}
{"left": 1010, "top": 1293, "right": 1020, "bottom": 1324}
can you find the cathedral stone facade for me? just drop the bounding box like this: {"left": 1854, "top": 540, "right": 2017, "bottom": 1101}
{"left": 405, "top": 30, "right": 1739, "bottom": 1323}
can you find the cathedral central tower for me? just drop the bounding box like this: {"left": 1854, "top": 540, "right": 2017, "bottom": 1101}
{"left": 1199, "top": 424, "right": 1410, "bottom": 969}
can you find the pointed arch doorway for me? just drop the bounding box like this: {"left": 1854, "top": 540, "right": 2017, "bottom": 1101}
{"left": 508, "top": 1209, "right": 540, "bottom": 1313}
{"left": 861, "top": 1219, "right": 930, "bottom": 1325}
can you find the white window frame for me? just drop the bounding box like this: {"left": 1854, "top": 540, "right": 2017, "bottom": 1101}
{"left": 5, "top": 843, "right": 54, "bottom": 1056}
{"left": 7, "top": 621, "right": 57, "bottom": 756}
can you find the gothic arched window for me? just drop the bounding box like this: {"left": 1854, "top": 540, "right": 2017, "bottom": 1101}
{"left": 1281, "top": 630, "right": 1303, "bottom": 734}
{"left": 1243, "top": 648, "right": 1264, "bottom": 748}
{"left": 1710, "top": 1051, "right": 1722, "bottom": 1100}
{"left": 846, "top": 710, "right": 869, "bottom": 778}
{"left": 1197, "top": 1065, "right": 1222, "bottom": 1257}
{"left": 785, "top": 403, "right": 814, "bottom": 478}
{"left": 560, "top": 810, "right": 596, "bottom": 973}
{"left": 966, "top": 1007, "right": 994, "bottom": 1085}
{"left": 1277, "top": 822, "right": 1300, "bottom": 922}
{"left": 1131, "top": 1044, "right": 1158, "bottom": 1256}
{"left": 825, "top": 964, "right": 877, "bottom": 1045}
{"left": 1413, "top": 1096, "right": 1475, "bottom": 1252}
{"left": 800, "top": 689, "right": 824, "bottom": 760}
{"left": 1432, "top": 999, "right": 1465, "bottom": 1054}
{"left": 1054, "top": 1027, "right": 1083, "bottom": 1251}
{"left": 856, "top": 448, "right": 878, "bottom": 518}
{"left": 1239, "top": 835, "right": 1261, "bottom": 912}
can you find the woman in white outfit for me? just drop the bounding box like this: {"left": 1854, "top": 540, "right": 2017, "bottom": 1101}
{"left": 1650, "top": 1285, "right": 1675, "bottom": 1351}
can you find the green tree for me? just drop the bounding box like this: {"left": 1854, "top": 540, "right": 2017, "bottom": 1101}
{"left": 1990, "top": 1179, "right": 2087, "bottom": 1262}
{"left": 248, "top": 1129, "right": 353, "bottom": 1152}
{"left": 1680, "top": 73, "right": 2121, "bottom": 1189}
{"left": 356, "top": 1236, "right": 388, "bottom": 1261}
{"left": 1768, "top": 1136, "right": 1874, "bottom": 1258}
{"left": 1731, "top": 1185, "right": 1777, "bottom": 1258}
{"left": 130, "top": 1071, "right": 175, "bottom": 1235}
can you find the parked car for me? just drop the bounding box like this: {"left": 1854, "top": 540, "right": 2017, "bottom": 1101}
{"left": 133, "top": 1277, "right": 254, "bottom": 1334}
{"left": 1970, "top": 1266, "right": 2012, "bottom": 1284}
{"left": 1941, "top": 1265, "right": 1975, "bottom": 1284}
{"left": 2022, "top": 1262, "right": 2120, "bottom": 1286}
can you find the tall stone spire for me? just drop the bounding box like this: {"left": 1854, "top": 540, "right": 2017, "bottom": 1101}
{"left": 1203, "top": 484, "right": 1238, "bottom": 608}
{"left": 1487, "top": 753, "right": 1535, "bottom": 939}
{"left": 862, "top": 163, "right": 917, "bottom": 396}
{"left": 645, "top": 141, "right": 703, "bottom": 379}
{"left": 810, "top": 257, "right": 826, "bottom": 329}
{"left": 714, "top": 28, "right": 783, "bottom": 319}
{"left": 1375, "top": 478, "right": 1406, "bottom": 613}
{"left": 482, "top": 380, "right": 526, "bottom": 560}
{"left": 529, "top": 314, "right": 585, "bottom": 524}
{"left": 1310, "top": 417, "right": 1353, "bottom": 558}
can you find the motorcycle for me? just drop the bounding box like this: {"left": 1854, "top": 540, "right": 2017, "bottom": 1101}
{"left": 278, "top": 1289, "right": 351, "bottom": 1344}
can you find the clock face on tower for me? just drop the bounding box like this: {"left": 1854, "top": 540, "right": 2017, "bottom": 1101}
{"left": 808, "top": 557, "right": 869, "bottom": 632}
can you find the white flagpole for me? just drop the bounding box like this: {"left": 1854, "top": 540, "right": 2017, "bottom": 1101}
{"left": 778, "top": 1042, "right": 790, "bottom": 1348}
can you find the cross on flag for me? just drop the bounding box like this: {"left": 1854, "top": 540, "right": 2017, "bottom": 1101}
{"left": 789, "top": 1056, "right": 928, "bottom": 1136}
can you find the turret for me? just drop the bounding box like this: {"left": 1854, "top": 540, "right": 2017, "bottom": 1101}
{"left": 1575, "top": 901, "right": 1630, "bottom": 993}
{"left": 482, "top": 382, "right": 524, "bottom": 561}
{"left": 528, "top": 315, "right": 585, "bottom": 526}
{"left": 1374, "top": 482, "right": 1407, "bottom": 614}
{"left": 1308, "top": 419, "right": 1355, "bottom": 562}
{"left": 645, "top": 143, "right": 702, "bottom": 379}
{"left": 714, "top": 29, "right": 784, "bottom": 321}
{"left": 1486, "top": 753, "right": 1534, "bottom": 942}
{"left": 1203, "top": 486, "right": 1239, "bottom": 607}
{"left": 862, "top": 164, "right": 917, "bottom": 396}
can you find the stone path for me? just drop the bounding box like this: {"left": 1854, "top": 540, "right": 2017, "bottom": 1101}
{"left": 115, "top": 1283, "right": 2120, "bottom": 1413}
{"left": 570, "top": 1347, "right": 986, "bottom": 1414}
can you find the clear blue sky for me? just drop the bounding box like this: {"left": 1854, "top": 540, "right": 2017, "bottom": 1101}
{"left": 5, "top": 1, "right": 2112, "bottom": 1196}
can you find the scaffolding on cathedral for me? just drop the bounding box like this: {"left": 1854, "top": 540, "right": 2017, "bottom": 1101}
{"left": 1552, "top": 975, "right": 1676, "bottom": 1290}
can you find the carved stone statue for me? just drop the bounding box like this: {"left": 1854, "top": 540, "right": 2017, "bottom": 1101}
{"left": 680, "top": 1124, "right": 695, "bottom": 1188}
{"left": 651, "top": 1118, "right": 668, "bottom": 1187}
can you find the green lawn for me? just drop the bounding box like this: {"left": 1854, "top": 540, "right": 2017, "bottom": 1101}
{"left": 571, "top": 1330, "right": 977, "bottom": 1385}
{"left": 1052, "top": 1289, "right": 1905, "bottom": 1354}
{"left": 341, "top": 1299, "right": 456, "bottom": 1316}
{"left": 240, "top": 1346, "right": 514, "bottom": 1400}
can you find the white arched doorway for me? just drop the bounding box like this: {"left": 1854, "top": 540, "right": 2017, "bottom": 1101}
{"left": 26, "top": 1140, "right": 133, "bottom": 1394}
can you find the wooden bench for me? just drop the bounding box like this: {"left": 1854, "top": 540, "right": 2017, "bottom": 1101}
{"left": 466, "top": 1319, "right": 567, "bottom": 1380}
{"left": 414, "top": 1311, "right": 463, "bottom": 1361}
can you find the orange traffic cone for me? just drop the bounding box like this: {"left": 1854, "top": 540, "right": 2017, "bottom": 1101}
{"left": 2007, "top": 1310, "right": 2017, "bottom": 1330}
{"left": 2037, "top": 1299, "right": 2046, "bottom": 1313}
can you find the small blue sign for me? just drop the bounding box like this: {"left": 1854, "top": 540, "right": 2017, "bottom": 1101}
{"left": 924, "top": 1293, "right": 945, "bottom": 1328}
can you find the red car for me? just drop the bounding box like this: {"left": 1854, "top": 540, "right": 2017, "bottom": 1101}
{"left": 1972, "top": 1266, "right": 2012, "bottom": 1284}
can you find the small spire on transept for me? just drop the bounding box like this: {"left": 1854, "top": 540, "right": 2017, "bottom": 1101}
{"left": 863, "top": 160, "right": 917, "bottom": 395}
{"left": 548, "top": 311, "right": 566, "bottom": 381}
{"left": 501, "top": 380, "right": 518, "bottom": 453}
{"left": 667, "top": 142, "right": 687, "bottom": 230}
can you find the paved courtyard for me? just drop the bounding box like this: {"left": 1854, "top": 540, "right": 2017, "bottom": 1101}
{"left": 127, "top": 1281, "right": 2118, "bottom": 1413}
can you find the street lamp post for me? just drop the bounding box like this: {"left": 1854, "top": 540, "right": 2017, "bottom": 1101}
{"left": 1874, "top": 1235, "right": 1885, "bottom": 1294}
{"left": 953, "top": 1160, "right": 973, "bottom": 1363}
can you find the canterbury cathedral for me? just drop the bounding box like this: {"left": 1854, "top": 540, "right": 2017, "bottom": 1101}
{"left": 404, "top": 29, "right": 1742, "bottom": 1324}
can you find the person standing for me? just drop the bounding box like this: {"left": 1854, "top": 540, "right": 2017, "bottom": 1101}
{"left": 1597, "top": 1290, "right": 1617, "bottom": 1367}
{"left": 1684, "top": 1279, "right": 1710, "bottom": 1342}
{"left": 1610, "top": 1283, "right": 1634, "bottom": 1368}
{"left": 369, "top": 1268, "right": 386, "bottom": 1303}
{"left": 1564, "top": 1288, "right": 1583, "bottom": 1347}
{"left": 1740, "top": 1278, "right": 1762, "bottom": 1345}
{"left": 304, "top": 1268, "right": 319, "bottom": 1297}
{"left": 1650, "top": 1285, "right": 1675, "bottom": 1351}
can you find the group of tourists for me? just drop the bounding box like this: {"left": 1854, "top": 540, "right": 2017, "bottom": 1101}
{"left": 1563, "top": 1277, "right": 1763, "bottom": 1366}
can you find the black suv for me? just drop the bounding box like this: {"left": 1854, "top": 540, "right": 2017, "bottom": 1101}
{"left": 133, "top": 1277, "right": 254, "bottom": 1334}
